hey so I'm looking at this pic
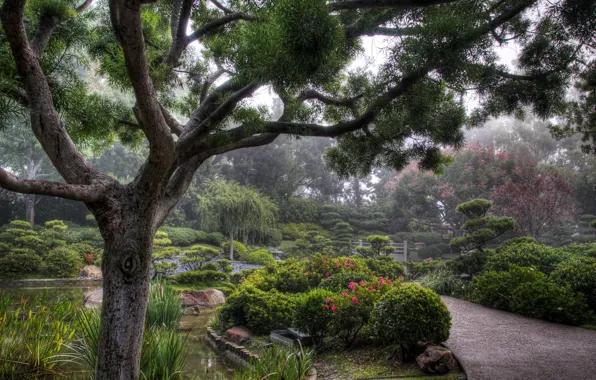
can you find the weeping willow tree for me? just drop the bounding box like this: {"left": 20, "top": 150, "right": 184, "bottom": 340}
{"left": 198, "top": 180, "right": 277, "bottom": 260}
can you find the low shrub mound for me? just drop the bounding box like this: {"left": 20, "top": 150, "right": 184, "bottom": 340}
{"left": 365, "top": 256, "right": 405, "bottom": 278}
{"left": 246, "top": 249, "right": 276, "bottom": 266}
{"left": 223, "top": 241, "right": 248, "bottom": 260}
{"left": 486, "top": 242, "right": 566, "bottom": 274}
{"left": 46, "top": 247, "right": 83, "bottom": 278}
{"left": 293, "top": 288, "right": 336, "bottom": 340}
{"left": 0, "top": 253, "right": 42, "bottom": 279}
{"left": 370, "top": 283, "right": 451, "bottom": 361}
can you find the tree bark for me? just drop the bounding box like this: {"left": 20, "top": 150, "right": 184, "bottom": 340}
{"left": 25, "top": 194, "right": 35, "bottom": 226}
{"left": 229, "top": 231, "right": 234, "bottom": 261}
{"left": 95, "top": 211, "right": 154, "bottom": 380}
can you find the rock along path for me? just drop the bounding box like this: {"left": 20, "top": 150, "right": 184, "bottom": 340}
{"left": 442, "top": 296, "right": 596, "bottom": 380}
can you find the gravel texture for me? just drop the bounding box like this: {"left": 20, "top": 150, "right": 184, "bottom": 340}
{"left": 442, "top": 296, "right": 596, "bottom": 380}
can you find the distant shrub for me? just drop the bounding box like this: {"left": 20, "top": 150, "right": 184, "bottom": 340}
{"left": 230, "top": 268, "right": 257, "bottom": 286}
{"left": 446, "top": 250, "right": 493, "bottom": 276}
{"left": 65, "top": 228, "right": 102, "bottom": 246}
{"left": 46, "top": 247, "right": 82, "bottom": 278}
{"left": 159, "top": 227, "right": 198, "bottom": 246}
{"left": 216, "top": 259, "right": 233, "bottom": 274}
{"left": 365, "top": 256, "right": 406, "bottom": 278}
{"left": 486, "top": 243, "right": 566, "bottom": 274}
{"left": 406, "top": 260, "right": 446, "bottom": 279}
{"left": 180, "top": 245, "right": 219, "bottom": 271}
{"left": 419, "top": 269, "right": 468, "bottom": 297}
{"left": 173, "top": 270, "right": 229, "bottom": 284}
{"left": 0, "top": 253, "right": 42, "bottom": 279}
{"left": 219, "top": 286, "right": 298, "bottom": 334}
{"left": 293, "top": 288, "right": 336, "bottom": 341}
{"left": 559, "top": 243, "right": 596, "bottom": 258}
{"left": 68, "top": 243, "right": 97, "bottom": 263}
{"left": 417, "top": 246, "right": 443, "bottom": 260}
{"left": 246, "top": 249, "right": 276, "bottom": 266}
{"left": 206, "top": 232, "right": 224, "bottom": 246}
{"left": 496, "top": 237, "right": 538, "bottom": 253}
{"left": 371, "top": 283, "right": 451, "bottom": 360}
{"left": 394, "top": 232, "right": 442, "bottom": 246}
{"left": 223, "top": 241, "right": 248, "bottom": 260}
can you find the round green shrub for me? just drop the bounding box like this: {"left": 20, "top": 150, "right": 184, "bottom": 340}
{"left": 207, "top": 232, "right": 224, "bottom": 246}
{"left": 68, "top": 243, "right": 97, "bottom": 262}
{"left": 496, "top": 237, "right": 538, "bottom": 253}
{"left": 230, "top": 268, "right": 257, "bottom": 285}
{"left": 293, "top": 288, "right": 336, "bottom": 340}
{"left": 417, "top": 246, "right": 443, "bottom": 259}
{"left": 246, "top": 249, "right": 276, "bottom": 266}
{"left": 46, "top": 247, "right": 82, "bottom": 278}
{"left": 219, "top": 285, "right": 298, "bottom": 334}
{"left": 486, "top": 242, "right": 566, "bottom": 274}
{"left": 551, "top": 255, "right": 596, "bottom": 310}
{"left": 370, "top": 283, "right": 451, "bottom": 360}
{"left": 365, "top": 256, "right": 405, "bottom": 278}
{"left": 446, "top": 250, "right": 493, "bottom": 276}
{"left": 0, "top": 253, "right": 42, "bottom": 279}
{"left": 223, "top": 241, "right": 248, "bottom": 260}
{"left": 318, "top": 272, "right": 375, "bottom": 292}
{"left": 159, "top": 227, "right": 199, "bottom": 246}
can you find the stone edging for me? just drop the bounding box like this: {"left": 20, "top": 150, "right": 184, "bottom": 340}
{"left": 205, "top": 327, "right": 317, "bottom": 379}
{"left": 205, "top": 327, "right": 258, "bottom": 367}
{"left": 0, "top": 278, "right": 102, "bottom": 288}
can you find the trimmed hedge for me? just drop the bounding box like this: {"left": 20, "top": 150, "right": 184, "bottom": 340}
{"left": 173, "top": 270, "right": 229, "bottom": 283}
{"left": 0, "top": 253, "right": 42, "bottom": 279}
{"left": 46, "top": 247, "right": 83, "bottom": 278}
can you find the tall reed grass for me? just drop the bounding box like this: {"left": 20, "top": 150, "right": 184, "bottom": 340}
{"left": 147, "top": 279, "right": 184, "bottom": 329}
{"left": 234, "top": 344, "right": 314, "bottom": 380}
{"left": 0, "top": 291, "right": 77, "bottom": 378}
{"left": 419, "top": 269, "right": 469, "bottom": 297}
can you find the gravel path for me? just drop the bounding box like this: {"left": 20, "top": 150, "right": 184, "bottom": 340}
{"left": 442, "top": 296, "right": 596, "bottom": 380}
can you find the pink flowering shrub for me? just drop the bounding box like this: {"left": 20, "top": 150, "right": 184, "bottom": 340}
{"left": 328, "top": 277, "right": 402, "bottom": 347}
{"left": 293, "top": 288, "right": 336, "bottom": 342}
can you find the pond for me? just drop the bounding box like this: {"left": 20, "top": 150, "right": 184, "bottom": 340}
{"left": 0, "top": 285, "right": 235, "bottom": 379}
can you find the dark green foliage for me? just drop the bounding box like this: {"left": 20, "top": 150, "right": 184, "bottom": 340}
{"left": 472, "top": 266, "right": 591, "bottom": 325}
{"left": 446, "top": 250, "right": 493, "bottom": 276}
{"left": 496, "top": 237, "right": 538, "bottom": 253}
{"left": 318, "top": 272, "right": 374, "bottom": 292}
{"left": 236, "top": 344, "right": 314, "bottom": 380}
{"left": 173, "top": 270, "right": 229, "bottom": 284}
{"left": 180, "top": 245, "right": 220, "bottom": 271}
{"left": 293, "top": 288, "right": 335, "bottom": 340}
{"left": 450, "top": 199, "right": 514, "bottom": 253}
{"left": 159, "top": 227, "right": 224, "bottom": 247}
{"left": 355, "top": 235, "right": 392, "bottom": 258}
{"left": 393, "top": 232, "right": 442, "bottom": 246}
{"left": 246, "top": 249, "right": 276, "bottom": 266}
{"left": 551, "top": 255, "right": 596, "bottom": 310}
{"left": 46, "top": 247, "right": 82, "bottom": 278}
{"left": 365, "top": 256, "right": 405, "bottom": 278}
{"left": 406, "top": 260, "right": 446, "bottom": 280}
{"left": 68, "top": 243, "right": 97, "bottom": 263}
{"left": 65, "top": 228, "right": 103, "bottom": 247}
{"left": 486, "top": 242, "right": 566, "bottom": 274}
{"left": 218, "top": 285, "right": 298, "bottom": 334}
{"left": 417, "top": 245, "right": 442, "bottom": 260}
{"left": 371, "top": 284, "right": 451, "bottom": 361}
{"left": 146, "top": 280, "right": 183, "bottom": 330}
{"left": 216, "top": 259, "right": 233, "bottom": 274}
{"left": 419, "top": 269, "right": 468, "bottom": 297}
{"left": 230, "top": 268, "right": 257, "bottom": 286}
{"left": 279, "top": 198, "right": 319, "bottom": 224}
{"left": 0, "top": 253, "right": 42, "bottom": 279}
{"left": 223, "top": 241, "right": 248, "bottom": 260}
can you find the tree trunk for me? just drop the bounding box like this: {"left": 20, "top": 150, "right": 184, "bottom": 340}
{"left": 25, "top": 194, "right": 35, "bottom": 227}
{"left": 229, "top": 231, "right": 234, "bottom": 261}
{"left": 96, "top": 224, "right": 153, "bottom": 380}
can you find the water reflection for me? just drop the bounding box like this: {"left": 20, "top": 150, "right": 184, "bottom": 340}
{"left": 0, "top": 286, "right": 235, "bottom": 379}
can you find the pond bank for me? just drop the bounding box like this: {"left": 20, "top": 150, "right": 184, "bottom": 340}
{"left": 0, "top": 278, "right": 102, "bottom": 288}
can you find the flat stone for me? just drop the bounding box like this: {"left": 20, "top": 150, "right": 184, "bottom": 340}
{"left": 180, "top": 288, "right": 226, "bottom": 308}
{"left": 83, "top": 288, "right": 103, "bottom": 310}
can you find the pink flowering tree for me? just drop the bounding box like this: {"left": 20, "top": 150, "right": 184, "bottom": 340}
{"left": 493, "top": 172, "right": 579, "bottom": 238}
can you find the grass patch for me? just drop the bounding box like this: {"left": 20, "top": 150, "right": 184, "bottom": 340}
{"left": 316, "top": 345, "right": 464, "bottom": 380}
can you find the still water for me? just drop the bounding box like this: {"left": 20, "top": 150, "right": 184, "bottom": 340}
{"left": 0, "top": 286, "right": 235, "bottom": 379}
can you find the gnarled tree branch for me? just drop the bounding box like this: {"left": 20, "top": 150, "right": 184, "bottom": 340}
{"left": 185, "top": 12, "right": 257, "bottom": 45}
{"left": 329, "top": 0, "right": 458, "bottom": 11}
{"left": 0, "top": 168, "right": 105, "bottom": 202}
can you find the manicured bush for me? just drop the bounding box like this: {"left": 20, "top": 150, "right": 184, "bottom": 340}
{"left": 216, "top": 259, "right": 233, "bottom": 274}
{"left": 406, "top": 260, "right": 446, "bottom": 279}
{"left": 159, "top": 227, "right": 198, "bottom": 246}
{"left": 318, "top": 272, "right": 375, "bottom": 292}
{"left": 293, "top": 288, "right": 336, "bottom": 341}
{"left": 365, "top": 256, "right": 406, "bottom": 278}
{"left": 65, "top": 227, "right": 103, "bottom": 246}
{"left": 486, "top": 242, "right": 566, "bottom": 274}
{"left": 472, "top": 265, "right": 591, "bottom": 324}
{"left": 218, "top": 285, "right": 298, "bottom": 334}
{"left": 0, "top": 253, "right": 42, "bottom": 279}
{"left": 223, "top": 241, "right": 248, "bottom": 260}
{"left": 68, "top": 243, "right": 98, "bottom": 263}
{"left": 206, "top": 232, "right": 224, "bottom": 246}
{"left": 270, "top": 263, "right": 317, "bottom": 293}
{"left": 173, "top": 270, "right": 229, "bottom": 283}
{"left": 370, "top": 283, "right": 451, "bottom": 360}
{"left": 496, "top": 237, "right": 538, "bottom": 253}
{"left": 180, "top": 245, "right": 219, "bottom": 270}
{"left": 46, "top": 247, "right": 83, "bottom": 278}
{"left": 230, "top": 268, "right": 257, "bottom": 285}
{"left": 446, "top": 250, "right": 493, "bottom": 276}
{"left": 551, "top": 255, "right": 596, "bottom": 310}
{"left": 246, "top": 249, "right": 276, "bottom": 266}
{"left": 559, "top": 242, "right": 596, "bottom": 258}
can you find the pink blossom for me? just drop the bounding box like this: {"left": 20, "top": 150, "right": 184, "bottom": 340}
{"left": 351, "top": 297, "right": 359, "bottom": 304}
{"left": 324, "top": 305, "right": 329, "bottom": 310}
{"left": 325, "top": 272, "right": 330, "bottom": 278}
{"left": 331, "top": 305, "right": 337, "bottom": 312}
{"left": 359, "top": 281, "right": 366, "bottom": 286}
{"left": 379, "top": 277, "right": 386, "bottom": 286}
{"left": 387, "top": 279, "right": 393, "bottom": 284}
{"left": 348, "top": 282, "right": 356, "bottom": 290}
{"left": 398, "top": 276, "right": 404, "bottom": 281}
{"left": 325, "top": 297, "right": 333, "bottom": 303}
{"left": 342, "top": 292, "right": 348, "bottom": 297}
{"left": 368, "top": 287, "right": 375, "bottom": 291}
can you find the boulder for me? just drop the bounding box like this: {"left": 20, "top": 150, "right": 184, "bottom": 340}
{"left": 180, "top": 288, "right": 226, "bottom": 308}
{"left": 83, "top": 288, "right": 103, "bottom": 310}
{"left": 183, "top": 306, "right": 201, "bottom": 316}
{"left": 80, "top": 265, "right": 102, "bottom": 279}
{"left": 223, "top": 327, "right": 252, "bottom": 345}
{"left": 416, "top": 345, "right": 456, "bottom": 374}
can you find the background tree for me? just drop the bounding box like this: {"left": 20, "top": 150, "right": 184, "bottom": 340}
{"left": 0, "top": 0, "right": 590, "bottom": 377}
{"left": 198, "top": 180, "right": 277, "bottom": 260}
{"left": 356, "top": 235, "right": 393, "bottom": 258}
{"left": 450, "top": 199, "right": 514, "bottom": 253}
{"left": 493, "top": 172, "right": 578, "bottom": 239}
